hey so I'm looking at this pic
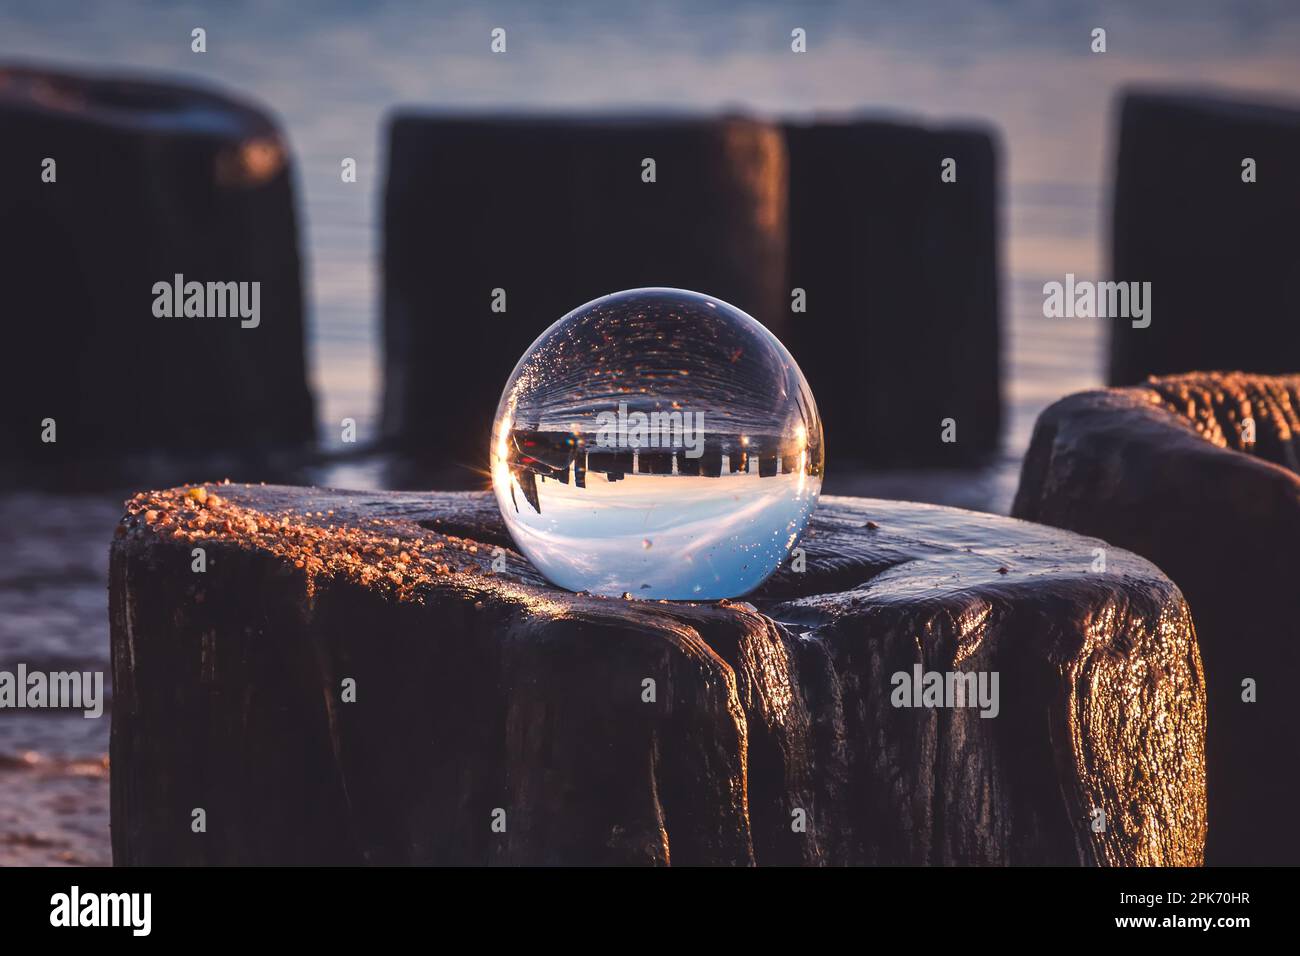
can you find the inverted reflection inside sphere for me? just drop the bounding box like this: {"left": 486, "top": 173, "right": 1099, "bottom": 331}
{"left": 490, "top": 287, "right": 824, "bottom": 600}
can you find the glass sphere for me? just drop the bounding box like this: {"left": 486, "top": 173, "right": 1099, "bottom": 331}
{"left": 491, "top": 287, "right": 824, "bottom": 599}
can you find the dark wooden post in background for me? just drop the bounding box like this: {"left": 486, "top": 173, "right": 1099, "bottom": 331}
{"left": 784, "top": 119, "right": 1002, "bottom": 466}
{"left": 1109, "top": 90, "right": 1300, "bottom": 385}
{"left": 381, "top": 114, "right": 788, "bottom": 481}
{"left": 0, "top": 65, "right": 315, "bottom": 487}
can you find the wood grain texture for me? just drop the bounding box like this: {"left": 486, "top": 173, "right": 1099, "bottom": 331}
{"left": 1014, "top": 371, "right": 1300, "bottom": 865}
{"left": 111, "top": 484, "right": 1206, "bottom": 865}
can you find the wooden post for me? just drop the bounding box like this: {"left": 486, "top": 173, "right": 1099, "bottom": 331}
{"left": 381, "top": 115, "right": 788, "bottom": 479}
{"left": 0, "top": 66, "right": 315, "bottom": 488}
{"left": 111, "top": 484, "right": 1205, "bottom": 865}
{"left": 783, "top": 119, "right": 1002, "bottom": 465}
{"left": 1109, "top": 91, "right": 1300, "bottom": 385}
{"left": 1014, "top": 370, "right": 1300, "bottom": 864}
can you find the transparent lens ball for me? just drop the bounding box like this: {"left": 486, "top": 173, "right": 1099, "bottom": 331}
{"left": 491, "top": 287, "right": 824, "bottom": 600}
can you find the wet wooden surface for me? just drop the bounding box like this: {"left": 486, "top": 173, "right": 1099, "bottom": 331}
{"left": 1014, "top": 370, "right": 1300, "bottom": 864}
{"left": 110, "top": 483, "right": 1206, "bottom": 865}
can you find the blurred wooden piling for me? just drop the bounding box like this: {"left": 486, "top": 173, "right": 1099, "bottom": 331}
{"left": 784, "top": 119, "right": 1002, "bottom": 466}
{"left": 1109, "top": 89, "right": 1300, "bottom": 385}
{"left": 382, "top": 113, "right": 1004, "bottom": 480}
{"left": 381, "top": 114, "right": 788, "bottom": 480}
{"left": 0, "top": 65, "right": 315, "bottom": 487}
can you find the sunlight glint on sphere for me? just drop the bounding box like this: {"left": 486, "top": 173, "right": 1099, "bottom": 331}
{"left": 490, "top": 288, "right": 824, "bottom": 599}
